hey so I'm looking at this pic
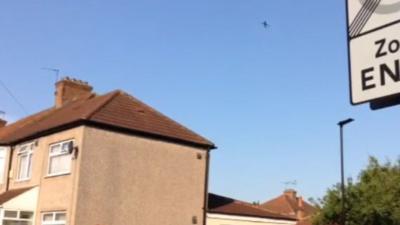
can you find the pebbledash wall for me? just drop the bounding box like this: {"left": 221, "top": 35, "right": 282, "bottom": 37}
{"left": 0, "top": 126, "right": 85, "bottom": 225}
{"left": 34, "top": 127, "right": 85, "bottom": 225}
{"left": 74, "top": 126, "right": 208, "bottom": 225}
{"left": 0, "top": 124, "right": 208, "bottom": 225}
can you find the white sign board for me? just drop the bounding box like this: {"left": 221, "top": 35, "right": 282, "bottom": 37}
{"left": 347, "top": 0, "right": 400, "bottom": 104}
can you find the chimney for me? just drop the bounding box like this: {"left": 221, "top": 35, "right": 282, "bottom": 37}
{"left": 297, "top": 197, "right": 306, "bottom": 219}
{"left": 0, "top": 119, "right": 6, "bottom": 128}
{"left": 298, "top": 196, "right": 304, "bottom": 208}
{"left": 55, "top": 77, "right": 93, "bottom": 108}
{"left": 284, "top": 189, "right": 297, "bottom": 199}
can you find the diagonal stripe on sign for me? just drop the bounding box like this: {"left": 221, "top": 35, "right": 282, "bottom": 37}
{"left": 349, "top": 0, "right": 380, "bottom": 37}
{"left": 349, "top": 0, "right": 376, "bottom": 34}
{"left": 349, "top": 0, "right": 381, "bottom": 38}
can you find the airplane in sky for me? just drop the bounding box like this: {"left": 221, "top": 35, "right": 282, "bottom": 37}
{"left": 262, "top": 21, "right": 270, "bottom": 29}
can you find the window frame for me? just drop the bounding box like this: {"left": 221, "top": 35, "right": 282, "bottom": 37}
{"left": 2, "top": 209, "right": 34, "bottom": 224}
{"left": 46, "top": 140, "right": 74, "bottom": 177}
{"left": 41, "top": 211, "right": 66, "bottom": 225}
{"left": 16, "top": 142, "right": 35, "bottom": 182}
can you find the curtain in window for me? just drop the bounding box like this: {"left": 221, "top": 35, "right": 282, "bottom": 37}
{"left": 18, "top": 155, "right": 29, "bottom": 179}
{"left": 49, "top": 154, "right": 71, "bottom": 175}
{"left": 42, "top": 212, "right": 66, "bottom": 225}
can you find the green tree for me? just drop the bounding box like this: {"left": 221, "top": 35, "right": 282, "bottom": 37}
{"left": 312, "top": 157, "right": 400, "bottom": 225}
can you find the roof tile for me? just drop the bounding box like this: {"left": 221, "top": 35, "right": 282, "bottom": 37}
{"left": 0, "top": 90, "right": 214, "bottom": 148}
{"left": 260, "top": 192, "right": 317, "bottom": 220}
{"left": 208, "top": 193, "right": 297, "bottom": 221}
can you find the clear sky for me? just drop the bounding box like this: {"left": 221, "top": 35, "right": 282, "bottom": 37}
{"left": 1, "top": 0, "right": 399, "bottom": 203}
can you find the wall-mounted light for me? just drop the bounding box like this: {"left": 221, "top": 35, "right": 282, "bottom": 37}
{"left": 67, "top": 141, "right": 79, "bottom": 160}
{"left": 192, "top": 216, "right": 198, "bottom": 224}
{"left": 72, "top": 146, "right": 79, "bottom": 160}
{"left": 68, "top": 141, "right": 74, "bottom": 154}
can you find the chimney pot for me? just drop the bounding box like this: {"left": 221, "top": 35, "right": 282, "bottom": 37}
{"left": 55, "top": 76, "right": 93, "bottom": 108}
{"left": 284, "top": 189, "right": 297, "bottom": 199}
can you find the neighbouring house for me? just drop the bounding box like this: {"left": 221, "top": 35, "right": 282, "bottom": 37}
{"left": 207, "top": 193, "right": 297, "bottom": 225}
{"left": 259, "top": 189, "right": 317, "bottom": 225}
{"left": 0, "top": 77, "right": 215, "bottom": 225}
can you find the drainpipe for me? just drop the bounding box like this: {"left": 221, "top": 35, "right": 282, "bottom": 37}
{"left": 5, "top": 146, "right": 14, "bottom": 192}
{"left": 202, "top": 149, "right": 211, "bottom": 225}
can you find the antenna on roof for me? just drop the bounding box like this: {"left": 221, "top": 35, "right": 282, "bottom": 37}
{"left": 41, "top": 67, "right": 60, "bottom": 83}
{"left": 283, "top": 180, "right": 297, "bottom": 190}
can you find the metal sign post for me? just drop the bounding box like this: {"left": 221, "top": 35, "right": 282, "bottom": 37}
{"left": 346, "top": 0, "right": 400, "bottom": 109}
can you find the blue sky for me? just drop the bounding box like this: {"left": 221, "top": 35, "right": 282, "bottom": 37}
{"left": 1, "top": 0, "right": 399, "bottom": 203}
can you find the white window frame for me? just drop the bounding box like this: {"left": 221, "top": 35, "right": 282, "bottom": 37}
{"left": 47, "top": 140, "right": 74, "bottom": 177}
{"left": 41, "top": 212, "right": 66, "bottom": 225}
{"left": 16, "top": 142, "right": 35, "bottom": 181}
{"left": 2, "top": 209, "right": 34, "bottom": 224}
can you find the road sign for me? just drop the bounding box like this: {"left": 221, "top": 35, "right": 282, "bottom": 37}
{"left": 346, "top": 0, "right": 400, "bottom": 105}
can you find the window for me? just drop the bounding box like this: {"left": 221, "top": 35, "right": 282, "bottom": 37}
{"left": 47, "top": 140, "right": 73, "bottom": 176}
{"left": 0, "top": 147, "right": 6, "bottom": 184}
{"left": 17, "top": 143, "right": 34, "bottom": 181}
{"left": 3, "top": 210, "right": 34, "bottom": 225}
{"left": 41, "top": 212, "right": 66, "bottom": 225}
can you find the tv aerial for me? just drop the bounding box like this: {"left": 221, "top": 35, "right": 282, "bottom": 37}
{"left": 41, "top": 67, "right": 60, "bottom": 83}
{"left": 283, "top": 180, "right": 297, "bottom": 189}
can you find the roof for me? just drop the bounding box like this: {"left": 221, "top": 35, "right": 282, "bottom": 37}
{"left": 208, "top": 193, "right": 297, "bottom": 221}
{"left": 260, "top": 193, "right": 316, "bottom": 218}
{"left": 0, "top": 187, "right": 33, "bottom": 204}
{"left": 0, "top": 90, "right": 215, "bottom": 149}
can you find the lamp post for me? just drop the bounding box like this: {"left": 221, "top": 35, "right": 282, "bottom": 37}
{"left": 337, "top": 118, "right": 354, "bottom": 225}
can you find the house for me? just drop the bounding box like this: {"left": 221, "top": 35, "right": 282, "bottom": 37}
{"left": 259, "top": 189, "right": 317, "bottom": 225}
{"left": 207, "top": 193, "right": 297, "bottom": 225}
{"left": 0, "top": 77, "right": 215, "bottom": 225}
